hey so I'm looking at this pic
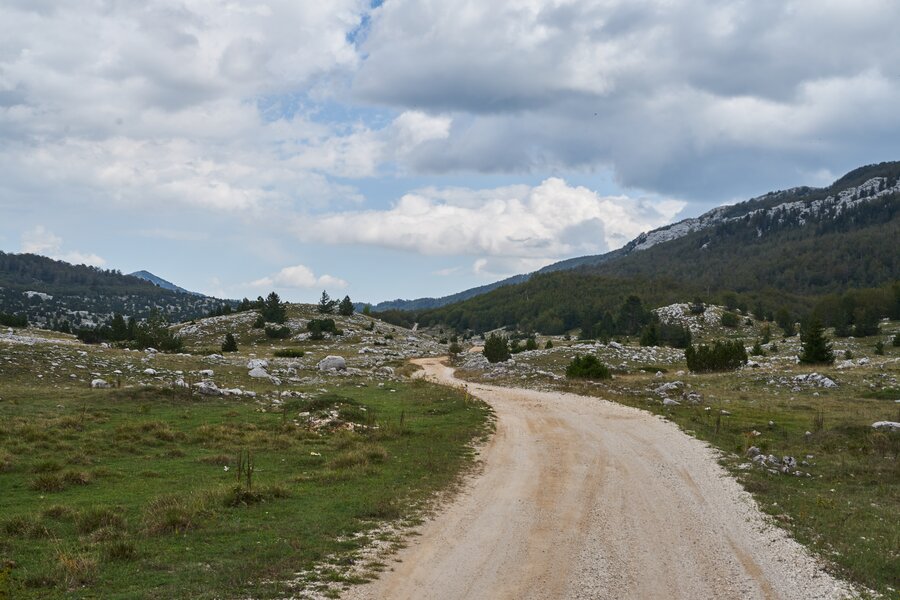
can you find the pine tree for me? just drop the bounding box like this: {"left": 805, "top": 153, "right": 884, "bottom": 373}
{"left": 338, "top": 295, "right": 354, "bottom": 316}
{"left": 317, "top": 290, "right": 337, "bottom": 314}
{"left": 222, "top": 333, "right": 238, "bottom": 352}
{"left": 799, "top": 318, "right": 834, "bottom": 364}
{"left": 483, "top": 333, "right": 510, "bottom": 363}
{"left": 261, "top": 291, "right": 286, "bottom": 323}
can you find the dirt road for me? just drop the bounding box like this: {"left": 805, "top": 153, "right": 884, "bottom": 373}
{"left": 346, "top": 358, "right": 851, "bottom": 600}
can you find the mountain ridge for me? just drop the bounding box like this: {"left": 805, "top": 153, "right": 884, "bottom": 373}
{"left": 370, "top": 161, "right": 900, "bottom": 313}
{"left": 129, "top": 270, "right": 200, "bottom": 296}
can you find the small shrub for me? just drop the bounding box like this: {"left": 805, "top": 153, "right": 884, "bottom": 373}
{"left": 893, "top": 333, "right": 900, "bottom": 347}
{"left": 749, "top": 341, "right": 765, "bottom": 356}
{"left": 274, "top": 348, "right": 305, "bottom": 358}
{"left": 221, "top": 333, "right": 238, "bottom": 353}
{"left": 874, "top": 341, "right": 885, "bottom": 356}
{"left": 685, "top": 340, "right": 748, "bottom": 372}
{"left": 483, "top": 333, "right": 510, "bottom": 363}
{"left": 308, "top": 318, "right": 341, "bottom": 339}
{"left": 565, "top": 355, "right": 612, "bottom": 380}
{"left": 265, "top": 325, "right": 291, "bottom": 339}
{"left": 844, "top": 349, "right": 853, "bottom": 360}
{"left": 252, "top": 314, "right": 266, "bottom": 329}
{"left": 545, "top": 340, "right": 553, "bottom": 349}
{"left": 448, "top": 341, "right": 463, "bottom": 354}
{"left": 720, "top": 312, "right": 740, "bottom": 328}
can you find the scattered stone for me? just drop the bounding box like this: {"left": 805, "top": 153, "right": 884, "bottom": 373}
{"left": 143, "top": 368, "right": 158, "bottom": 376}
{"left": 248, "top": 367, "right": 271, "bottom": 379}
{"left": 90, "top": 378, "right": 110, "bottom": 389}
{"left": 194, "top": 381, "right": 222, "bottom": 396}
{"left": 247, "top": 359, "right": 269, "bottom": 369}
{"left": 198, "top": 369, "right": 214, "bottom": 378}
{"left": 653, "top": 381, "right": 683, "bottom": 396}
{"left": 662, "top": 398, "right": 680, "bottom": 406}
{"left": 792, "top": 373, "right": 837, "bottom": 388}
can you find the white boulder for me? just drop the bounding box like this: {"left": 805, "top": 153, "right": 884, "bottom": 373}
{"left": 194, "top": 381, "right": 222, "bottom": 396}
{"left": 247, "top": 359, "right": 269, "bottom": 370}
{"left": 248, "top": 366, "right": 270, "bottom": 379}
{"left": 90, "top": 379, "right": 110, "bottom": 389}
{"left": 871, "top": 421, "right": 900, "bottom": 432}
{"left": 317, "top": 355, "right": 347, "bottom": 371}
{"left": 143, "top": 368, "right": 158, "bottom": 376}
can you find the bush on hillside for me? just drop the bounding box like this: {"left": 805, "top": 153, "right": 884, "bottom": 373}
{"left": 565, "top": 355, "right": 612, "bottom": 380}
{"left": 483, "top": 333, "right": 510, "bottom": 363}
{"left": 264, "top": 326, "right": 291, "bottom": 340}
{"left": 221, "top": 333, "right": 238, "bottom": 352}
{"left": 307, "top": 318, "right": 342, "bottom": 340}
{"left": 685, "top": 340, "right": 748, "bottom": 372}
{"left": 720, "top": 311, "right": 740, "bottom": 328}
{"left": 798, "top": 318, "right": 834, "bottom": 365}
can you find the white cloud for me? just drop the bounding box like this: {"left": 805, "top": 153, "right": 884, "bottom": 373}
{"left": 251, "top": 264, "right": 347, "bottom": 290}
{"left": 20, "top": 226, "right": 107, "bottom": 267}
{"left": 301, "top": 178, "right": 684, "bottom": 273}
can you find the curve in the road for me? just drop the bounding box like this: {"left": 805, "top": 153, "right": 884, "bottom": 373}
{"left": 346, "top": 357, "right": 851, "bottom": 600}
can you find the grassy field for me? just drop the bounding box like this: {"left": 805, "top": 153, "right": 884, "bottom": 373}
{"left": 0, "top": 335, "right": 492, "bottom": 599}
{"left": 455, "top": 315, "right": 899, "bottom": 597}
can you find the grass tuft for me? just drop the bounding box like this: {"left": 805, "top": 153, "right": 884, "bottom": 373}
{"left": 142, "top": 493, "right": 209, "bottom": 535}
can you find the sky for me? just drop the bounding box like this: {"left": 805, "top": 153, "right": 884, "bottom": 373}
{"left": 1, "top": 1, "right": 898, "bottom": 304}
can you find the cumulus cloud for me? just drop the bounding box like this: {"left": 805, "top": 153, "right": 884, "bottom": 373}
{"left": 251, "top": 264, "right": 347, "bottom": 290}
{"left": 301, "top": 178, "right": 684, "bottom": 276}
{"left": 20, "top": 226, "right": 106, "bottom": 267}
{"left": 355, "top": 0, "right": 900, "bottom": 199}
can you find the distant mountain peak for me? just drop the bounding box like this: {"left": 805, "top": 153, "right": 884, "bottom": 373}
{"left": 128, "top": 270, "right": 200, "bottom": 296}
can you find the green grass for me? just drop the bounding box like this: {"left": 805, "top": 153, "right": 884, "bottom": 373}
{"left": 0, "top": 367, "right": 491, "bottom": 598}
{"left": 456, "top": 323, "right": 900, "bottom": 596}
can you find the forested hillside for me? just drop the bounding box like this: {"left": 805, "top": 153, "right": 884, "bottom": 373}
{"left": 0, "top": 252, "right": 225, "bottom": 330}
{"left": 371, "top": 161, "right": 900, "bottom": 313}
{"left": 394, "top": 174, "right": 899, "bottom": 335}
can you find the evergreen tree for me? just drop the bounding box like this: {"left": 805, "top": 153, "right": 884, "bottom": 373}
{"left": 317, "top": 290, "right": 337, "bottom": 314}
{"left": 221, "top": 333, "right": 238, "bottom": 352}
{"left": 639, "top": 323, "right": 659, "bottom": 347}
{"left": 261, "top": 291, "right": 286, "bottom": 323}
{"left": 483, "top": 333, "right": 511, "bottom": 363}
{"left": 799, "top": 318, "right": 834, "bottom": 364}
{"left": 109, "top": 313, "right": 129, "bottom": 341}
{"left": 338, "top": 295, "right": 354, "bottom": 316}
{"left": 776, "top": 307, "right": 795, "bottom": 337}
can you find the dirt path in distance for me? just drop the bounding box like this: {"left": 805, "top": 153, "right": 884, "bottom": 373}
{"left": 345, "top": 357, "right": 851, "bottom": 600}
